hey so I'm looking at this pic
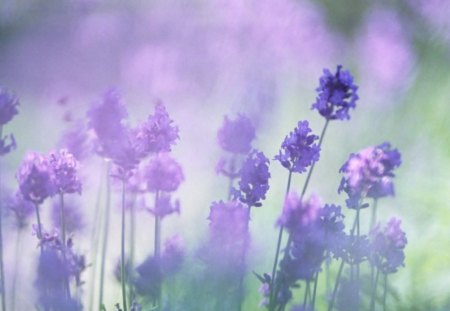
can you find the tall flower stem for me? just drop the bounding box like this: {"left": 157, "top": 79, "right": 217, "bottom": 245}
{"left": 121, "top": 178, "right": 128, "bottom": 311}
{"left": 370, "top": 199, "right": 378, "bottom": 231}
{"left": 311, "top": 271, "right": 320, "bottom": 309}
{"left": 0, "top": 159, "right": 6, "bottom": 311}
{"left": 59, "top": 193, "right": 71, "bottom": 300}
{"left": 128, "top": 195, "right": 136, "bottom": 305}
{"left": 268, "top": 171, "right": 292, "bottom": 310}
{"left": 355, "top": 206, "right": 361, "bottom": 311}
{"left": 154, "top": 190, "right": 161, "bottom": 309}
{"left": 302, "top": 281, "right": 310, "bottom": 308}
{"left": 237, "top": 206, "right": 252, "bottom": 311}
{"left": 382, "top": 273, "right": 388, "bottom": 311}
{"left": 98, "top": 161, "right": 112, "bottom": 311}
{"left": 34, "top": 203, "right": 44, "bottom": 253}
{"left": 88, "top": 160, "right": 105, "bottom": 311}
{"left": 369, "top": 267, "right": 380, "bottom": 311}
{"left": 11, "top": 228, "right": 22, "bottom": 311}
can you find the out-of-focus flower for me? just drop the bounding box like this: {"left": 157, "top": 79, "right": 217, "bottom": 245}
{"left": 0, "top": 134, "right": 16, "bottom": 156}
{"left": 217, "top": 114, "right": 255, "bottom": 154}
{"left": 134, "top": 256, "right": 161, "bottom": 299}
{"left": 147, "top": 193, "right": 180, "bottom": 219}
{"left": 51, "top": 199, "right": 84, "bottom": 233}
{"left": 312, "top": 65, "right": 358, "bottom": 121}
{"left": 0, "top": 87, "right": 19, "bottom": 125}
{"left": 48, "top": 149, "right": 82, "bottom": 195}
{"left": 144, "top": 153, "right": 184, "bottom": 192}
{"left": 233, "top": 150, "right": 270, "bottom": 207}
{"left": 317, "top": 204, "right": 346, "bottom": 257}
{"left": 17, "top": 152, "right": 54, "bottom": 204}
{"left": 275, "top": 121, "right": 320, "bottom": 173}
{"left": 58, "top": 121, "right": 92, "bottom": 161}
{"left": 87, "top": 89, "right": 139, "bottom": 171}
{"left": 338, "top": 142, "right": 401, "bottom": 208}
{"left": 370, "top": 217, "right": 407, "bottom": 274}
{"left": 134, "top": 102, "right": 179, "bottom": 157}
{"left": 4, "top": 191, "right": 34, "bottom": 229}
{"left": 278, "top": 192, "right": 321, "bottom": 232}
{"left": 161, "top": 235, "right": 184, "bottom": 276}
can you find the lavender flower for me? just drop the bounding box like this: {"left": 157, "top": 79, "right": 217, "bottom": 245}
{"left": 370, "top": 217, "right": 407, "bottom": 274}
{"left": 58, "top": 121, "right": 91, "bottom": 161}
{"left": 0, "top": 87, "right": 19, "bottom": 125}
{"left": 48, "top": 149, "right": 82, "bottom": 195}
{"left": 317, "top": 204, "right": 346, "bottom": 257}
{"left": 233, "top": 150, "right": 270, "bottom": 207}
{"left": 51, "top": 199, "right": 84, "bottom": 233}
{"left": 217, "top": 114, "right": 256, "bottom": 154}
{"left": 312, "top": 65, "right": 359, "bottom": 120}
{"left": 87, "top": 89, "right": 139, "bottom": 170}
{"left": 17, "top": 152, "right": 54, "bottom": 204}
{"left": 338, "top": 142, "right": 401, "bottom": 208}
{"left": 0, "top": 134, "right": 16, "bottom": 156}
{"left": 278, "top": 192, "right": 321, "bottom": 232}
{"left": 147, "top": 193, "right": 180, "bottom": 219}
{"left": 134, "top": 256, "right": 161, "bottom": 299}
{"left": 161, "top": 235, "right": 184, "bottom": 275}
{"left": 275, "top": 121, "right": 320, "bottom": 173}
{"left": 144, "top": 153, "right": 184, "bottom": 192}
{"left": 5, "top": 191, "right": 34, "bottom": 229}
{"left": 134, "top": 102, "right": 179, "bottom": 157}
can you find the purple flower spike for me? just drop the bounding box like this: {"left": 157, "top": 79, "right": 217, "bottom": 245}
{"left": 0, "top": 87, "right": 19, "bottom": 125}
{"left": 161, "top": 235, "right": 184, "bottom": 275}
{"left": 275, "top": 121, "right": 320, "bottom": 173}
{"left": 233, "top": 150, "right": 271, "bottom": 207}
{"left": 147, "top": 193, "right": 180, "bottom": 218}
{"left": 217, "top": 114, "right": 256, "bottom": 154}
{"left": 5, "top": 191, "right": 34, "bottom": 229}
{"left": 51, "top": 199, "right": 84, "bottom": 233}
{"left": 135, "top": 102, "right": 179, "bottom": 157}
{"left": 17, "top": 152, "right": 54, "bottom": 204}
{"left": 144, "top": 153, "right": 184, "bottom": 192}
{"left": 339, "top": 142, "right": 401, "bottom": 208}
{"left": 370, "top": 217, "right": 407, "bottom": 274}
{"left": 312, "top": 65, "right": 359, "bottom": 121}
{"left": 48, "top": 149, "right": 82, "bottom": 195}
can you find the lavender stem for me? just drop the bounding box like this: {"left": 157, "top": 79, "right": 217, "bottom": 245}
{"left": 121, "top": 178, "right": 128, "bottom": 311}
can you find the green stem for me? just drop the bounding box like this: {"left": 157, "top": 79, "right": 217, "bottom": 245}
{"left": 34, "top": 203, "right": 43, "bottom": 253}
{"left": 327, "top": 259, "right": 345, "bottom": 311}
{"left": 369, "top": 267, "right": 380, "bottom": 311}
{"left": 311, "top": 271, "right": 319, "bottom": 309}
{"left": 370, "top": 199, "right": 378, "bottom": 231}
{"left": 154, "top": 190, "right": 161, "bottom": 309}
{"left": 382, "top": 273, "right": 388, "bottom": 311}
{"left": 355, "top": 206, "right": 361, "bottom": 311}
{"left": 121, "top": 178, "right": 128, "bottom": 311}
{"left": 128, "top": 195, "right": 136, "bottom": 305}
{"left": 60, "top": 193, "right": 71, "bottom": 300}
{"left": 303, "top": 281, "right": 310, "bottom": 308}
{"left": 0, "top": 158, "right": 6, "bottom": 311}
{"left": 11, "top": 228, "right": 22, "bottom": 311}
{"left": 268, "top": 171, "right": 292, "bottom": 310}
{"left": 98, "top": 161, "right": 112, "bottom": 311}
{"left": 88, "top": 160, "right": 105, "bottom": 311}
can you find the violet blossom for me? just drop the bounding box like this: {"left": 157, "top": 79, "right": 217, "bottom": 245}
{"left": 144, "top": 153, "right": 184, "bottom": 192}
{"left": 217, "top": 114, "right": 256, "bottom": 154}
{"left": 48, "top": 149, "right": 82, "bottom": 195}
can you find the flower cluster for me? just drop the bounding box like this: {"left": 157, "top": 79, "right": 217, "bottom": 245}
{"left": 144, "top": 153, "right": 184, "bottom": 192}
{"left": 217, "top": 114, "right": 256, "bottom": 154}
{"left": 4, "top": 191, "right": 34, "bottom": 229}
{"left": 312, "top": 65, "right": 359, "bottom": 121}
{"left": 339, "top": 142, "right": 402, "bottom": 208}
{"left": 370, "top": 217, "right": 407, "bottom": 274}
{"left": 0, "top": 87, "right": 19, "bottom": 156}
{"left": 275, "top": 121, "right": 320, "bottom": 173}
{"left": 232, "top": 150, "right": 271, "bottom": 207}
{"left": 48, "top": 149, "right": 82, "bottom": 195}
{"left": 134, "top": 102, "right": 179, "bottom": 157}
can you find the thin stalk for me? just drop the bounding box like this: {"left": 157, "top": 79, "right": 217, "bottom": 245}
{"left": 11, "top": 228, "right": 22, "bottom": 311}
{"left": 268, "top": 171, "right": 292, "bottom": 310}
{"left": 382, "top": 274, "right": 388, "bottom": 311}
{"left": 88, "top": 160, "right": 106, "bottom": 311}
{"left": 369, "top": 267, "right": 380, "bottom": 311}
{"left": 34, "top": 203, "right": 43, "bottom": 252}
{"left": 0, "top": 157, "right": 6, "bottom": 311}
{"left": 311, "top": 271, "right": 319, "bottom": 309}
{"left": 327, "top": 259, "right": 345, "bottom": 311}
{"left": 355, "top": 206, "right": 361, "bottom": 311}
{"left": 128, "top": 195, "right": 136, "bottom": 305}
{"left": 59, "top": 193, "right": 71, "bottom": 300}
{"left": 303, "top": 281, "right": 310, "bottom": 308}
{"left": 98, "top": 161, "right": 112, "bottom": 311}
{"left": 154, "top": 190, "right": 161, "bottom": 309}
{"left": 120, "top": 178, "right": 128, "bottom": 311}
{"left": 370, "top": 199, "right": 378, "bottom": 231}
{"left": 237, "top": 205, "right": 252, "bottom": 311}
{"left": 227, "top": 156, "right": 237, "bottom": 200}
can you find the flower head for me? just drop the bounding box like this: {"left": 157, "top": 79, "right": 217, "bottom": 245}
{"left": 217, "top": 114, "right": 256, "bottom": 154}
{"left": 134, "top": 102, "right": 179, "bottom": 157}
{"left": 5, "top": 191, "right": 34, "bottom": 229}
{"left": 275, "top": 121, "right": 320, "bottom": 173}
{"left": 0, "top": 87, "right": 19, "bottom": 125}
{"left": 51, "top": 199, "right": 84, "bottom": 233}
{"left": 48, "top": 149, "right": 82, "bottom": 195}
{"left": 370, "top": 217, "right": 407, "bottom": 274}
{"left": 312, "top": 65, "right": 359, "bottom": 120}
{"left": 278, "top": 192, "right": 321, "bottom": 232}
{"left": 147, "top": 193, "right": 180, "bottom": 218}
{"left": 144, "top": 153, "right": 184, "bottom": 192}
{"left": 17, "top": 152, "right": 54, "bottom": 204}
{"left": 233, "top": 150, "right": 270, "bottom": 207}
{"left": 161, "top": 235, "right": 184, "bottom": 275}
{"left": 58, "top": 121, "right": 91, "bottom": 161}
{"left": 339, "top": 142, "right": 401, "bottom": 208}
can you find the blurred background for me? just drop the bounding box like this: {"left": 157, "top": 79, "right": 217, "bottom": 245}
{"left": 1, "top": 0, "right": 450, "bottom": 310}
